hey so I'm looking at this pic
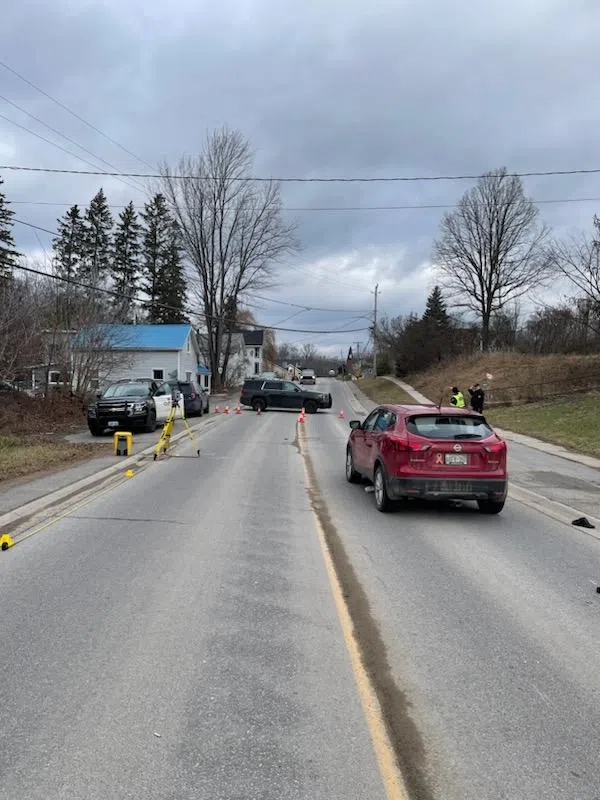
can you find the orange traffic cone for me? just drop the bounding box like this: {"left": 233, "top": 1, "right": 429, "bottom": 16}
{"left": 338, "top": 409, "right": 345, "bottom": 419}
{"left": 215, "top": 405, "right": 221, "bottom": 414}
{"left": 235, "top": 406, "right": 242, "bottom": 415}
{"left": 224, "top": 406, "right": 230, "bottom": 415}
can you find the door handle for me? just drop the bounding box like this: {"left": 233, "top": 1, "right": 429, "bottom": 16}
{"left": 366, "top": 442, "right": 373, "bottom": 448}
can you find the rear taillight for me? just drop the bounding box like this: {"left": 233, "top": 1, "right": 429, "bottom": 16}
{"left": 387, "top": 437, "right": 429, "bottom": 453}
{"left": 484, "top": 440, "right": 506, "bottom": 466}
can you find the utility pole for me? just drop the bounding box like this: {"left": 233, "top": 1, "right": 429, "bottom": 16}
{"left": 371, "top": 284, "right": 379, "bottom": 377}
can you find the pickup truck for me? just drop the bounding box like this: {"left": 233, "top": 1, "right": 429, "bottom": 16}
{"left": 240, "top": 378, "right": 333, "bottom": 414}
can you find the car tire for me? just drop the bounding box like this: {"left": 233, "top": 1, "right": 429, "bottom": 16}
{"left": 477, "top": 498, "right": 505, "bottom": 514}
{"left": 88, "top": 423, "right": 103, "bottom": 437}
{"left": 346, "top": 446, "right": 361, "bottom": 483}
{"left": 304, "top": 400, "right": 318, "bottom": 414}
{"left": 253, "top": 398, "right": 266, "bottom": 412}
{"left": 374, "top": 464, "right": 392, "bottom": 512}
{"left": 144, "top": 410, "right": 157, "bottom": 433}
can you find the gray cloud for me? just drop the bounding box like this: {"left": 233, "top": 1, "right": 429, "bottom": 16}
{"left": 1, "top": 0, "right": 600, "bottom": 352}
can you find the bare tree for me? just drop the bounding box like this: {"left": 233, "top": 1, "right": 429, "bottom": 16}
{"left": 0, "top": 275, "right": 44, "bottom": 383}
{"left": 546, "top": 215, "right": 600, "bottom": 316}
{"left": 160, "top": 128, "right": 298, "bottom": 391}
{"left": 432, "top": 167, "right": 551, "bottom": 350}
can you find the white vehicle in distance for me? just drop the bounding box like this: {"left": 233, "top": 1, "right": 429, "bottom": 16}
{"left": 300, "top": 369, "right": 317, "bottom": 385}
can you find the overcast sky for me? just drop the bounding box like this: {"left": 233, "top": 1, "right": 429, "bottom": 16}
{"left": 1, "top": 0, "right": 600, "bottom": 355}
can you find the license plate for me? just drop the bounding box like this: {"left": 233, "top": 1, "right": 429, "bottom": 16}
{"left": 108, "top": 421, "right": 119, "bottom": 427}
{"left": 445, "top": 453, "right": 468, "bottom": 465}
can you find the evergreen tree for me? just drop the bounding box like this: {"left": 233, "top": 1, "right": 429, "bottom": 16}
{"left": 422, "top": 285, "right": 450, "bottom": 327}
{"left": 111, "top": 201, "right": 141, "bottom": 319}
{"left": 140, "top": 193, "right": 171, "bottom": 322}
{"left": 422, "top": 285, "right": 451, "bottom": 364}
{"left": 79, "top": 188, "right": 113, "bottom": 288}
{"left": 52, "top": 204, "right": 84, "bottom": 281}
{"left": 0, "top": 178, "right": 21, "bottom": 279}
{"left": 154, "top": 221, "right": 187, "bottom": 322}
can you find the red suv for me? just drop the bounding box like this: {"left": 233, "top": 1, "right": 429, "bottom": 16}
{"left": 346, "top": 404, "right": 508, "bottom": 514}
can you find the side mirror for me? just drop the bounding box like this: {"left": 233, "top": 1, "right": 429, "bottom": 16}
{"left": 349, "top": 420, "right": 362, "bottom": 430}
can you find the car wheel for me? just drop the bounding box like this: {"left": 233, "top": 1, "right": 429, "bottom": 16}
{"left": 144, "top": 410, "right": 157, "bottom": 433}
{"left": 253, "top": 398, "right": 266, "bottom": 412}
{"left": 346, "top": 446, "right": 361, "bottom": 483}
{"left": 477, "top": 498, "right": 505, "bottom": 514}
{"left": 88, "top": 423, "right": 103, "bottom": 437}
{"left": 374, "top": 464, "right": 392, "bottom": 512}
{"left": 304, "top": 400, "right": 318, "bottom": 414}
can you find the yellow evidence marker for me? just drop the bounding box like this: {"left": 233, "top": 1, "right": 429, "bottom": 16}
{"left": 1, "top": 534, "right": 15, "bottom": 551}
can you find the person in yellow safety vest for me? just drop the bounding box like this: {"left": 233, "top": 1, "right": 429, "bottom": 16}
{"left": 450, "top": 386, "right": 466, "bottom": 408}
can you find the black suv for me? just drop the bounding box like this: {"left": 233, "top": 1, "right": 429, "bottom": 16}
{"left": 240, "top": 378, "right": 333, "bottom": 414}
{"left": 87, "top": 378, "right": 160, "bottom": 436}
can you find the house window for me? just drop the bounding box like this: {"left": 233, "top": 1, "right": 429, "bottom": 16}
{"left": 153, "top": 369, "right": 164, "bottom": 380}
{"left": 203, "top": 375, "right": 209, "bottom": 389}
{"left": 254, "top": 362, "right": 260, "bottom": 374}
{"left": 254, "top": 347, "right": 260, "bottom": 359}
{"left": 49, "top": 371, "right": 61, "bottom": 384}
{"left": 186, "top": 371, "right": 192, "bottom": 382}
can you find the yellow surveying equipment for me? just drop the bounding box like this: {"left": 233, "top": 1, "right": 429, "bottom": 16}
{"left": 153, "top": 393, "right": 200, "bottom": 460}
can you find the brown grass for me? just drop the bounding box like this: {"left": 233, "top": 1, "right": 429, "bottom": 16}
{"left": 0, "top": 435, "right": 111, "bottom": 482}
{"left": 357, "top": 378, "right": 419, "bottom": 405}
{"left": 0, "top": 389, "right": 87, "bottom": 436}
{"left": 403, "top": 352, "right": 600, "bottom": 406}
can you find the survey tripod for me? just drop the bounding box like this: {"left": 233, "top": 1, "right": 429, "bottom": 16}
{"left": 153, "top": 393, "right": 200, "bottom": 460}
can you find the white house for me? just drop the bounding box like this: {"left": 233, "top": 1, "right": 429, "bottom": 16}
{"left": 242, "top": 330, "right": 264, "bottom": 377}
{"left": 72, "top": 324, "right": 212, "bottom": 393}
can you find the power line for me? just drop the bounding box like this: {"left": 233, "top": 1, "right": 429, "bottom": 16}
{"left": 0, "top": 113, "right": 146, "bottom": 196}
{"left": 2, "top": 164, "right": 600, "bottom": 183}
{"left": 7, "top": 262, "right": 370, "bottom": 335}
{"left": 0, "top": 94, "right": 147, "bottom": 195}
{"left": 0, "top": 59, "right": 155, "bottom": 171}
{"left": 11, "top": 218, "right": 371, "bottom": 295}
{"left": 7, "top": 196, "right": 600, "bottom": 212}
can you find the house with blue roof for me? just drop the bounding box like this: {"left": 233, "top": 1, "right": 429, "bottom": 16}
{"left": 71, "top": 324, "right": 212, "bottom": 393}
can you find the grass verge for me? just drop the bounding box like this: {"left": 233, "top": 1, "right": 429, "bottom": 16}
{"left": 485, "top": 391, "right": 600, "bottom": 458}
{"left": 0, "top": 435, "right": 112, "bottom": 483}
{"left": 357, "top": 377, "right": 420, "bottom": 406}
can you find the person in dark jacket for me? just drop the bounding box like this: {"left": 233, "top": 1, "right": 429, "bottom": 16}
{"left": 468, "top": 383, "right": 485, "bottom": 413}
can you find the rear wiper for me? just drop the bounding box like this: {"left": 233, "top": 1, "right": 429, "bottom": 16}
{"left": 453, "top": 433, "right": 482, "bottom": 439}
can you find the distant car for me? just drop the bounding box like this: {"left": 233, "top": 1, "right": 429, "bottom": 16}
{"left": 345, "top": 404, "right": 508, "bottom": 514}
{"left": 328, "top": 369, "right": 336, "bottom": 377}
{"left": 176, "top": 379, "right": 209, "bottom": 417}
{"left": 87, "top": 378, "right": 175, "bottom": 436}
{"left": 240, "top": 378, "right": 332, "bottom": 414}
{"left": 300, "top": 369, "right": 317, "bottom": 385}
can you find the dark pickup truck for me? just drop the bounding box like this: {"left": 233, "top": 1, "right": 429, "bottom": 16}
{"left": 240, "top": 378, "right": 333, "bottom": 414}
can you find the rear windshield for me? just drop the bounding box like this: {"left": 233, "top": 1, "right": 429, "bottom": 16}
{"left": 103, "top": 383, "right": 150, "bottom": 398}
{"left": 406, "top": 414, "right": 494, "bottom": 441}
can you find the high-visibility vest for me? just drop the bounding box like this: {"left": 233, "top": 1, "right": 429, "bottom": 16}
{"left": 451, "top": 392, "right": 465, "bottom": 408}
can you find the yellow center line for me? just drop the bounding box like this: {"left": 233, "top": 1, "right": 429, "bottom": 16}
{"left": 298, "top": 421, "right": 410, "bottom": 800}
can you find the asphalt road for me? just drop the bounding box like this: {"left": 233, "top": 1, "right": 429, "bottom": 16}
{"left": 312, "top": 379, "right": 600, "bottom": 799}
{"left": 0, "top": 405, "right": 386, "bottom": 800}
{"left": 2, "top": 379, "right": 600, "bottom": 799}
